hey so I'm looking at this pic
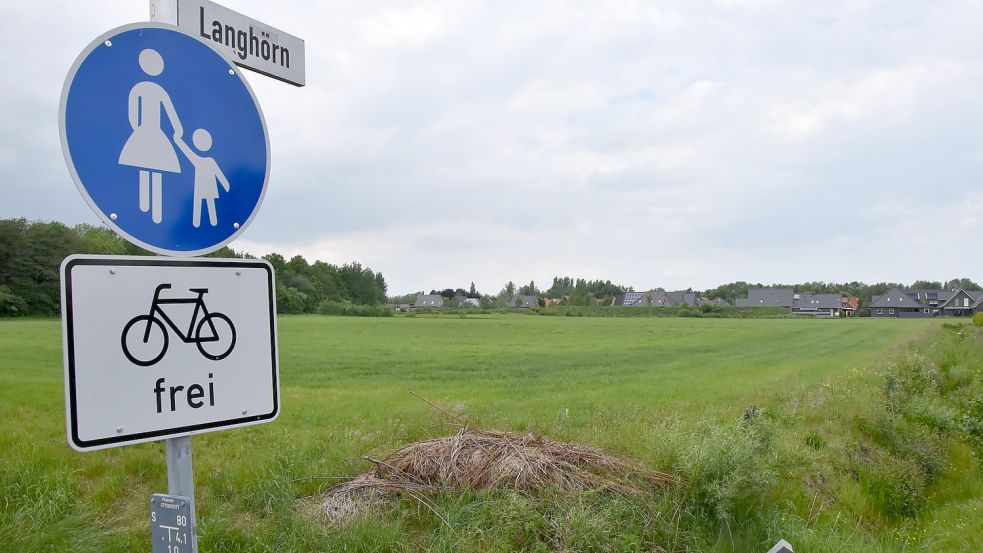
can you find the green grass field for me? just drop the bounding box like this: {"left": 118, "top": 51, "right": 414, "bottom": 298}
{"left": 1, "top": 314, "right": 981, "bottom": 552}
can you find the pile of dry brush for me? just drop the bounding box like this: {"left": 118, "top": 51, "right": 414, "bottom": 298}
{"left": 316, "top": 421, "right": 678, "bottom": 525}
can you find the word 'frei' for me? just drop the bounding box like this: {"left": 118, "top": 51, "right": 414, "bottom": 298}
{"left": 154, "top": 374, "right": 216, "bottom": 413}
{"left": 198, "top": 7, "right": 291, "bottom": 67}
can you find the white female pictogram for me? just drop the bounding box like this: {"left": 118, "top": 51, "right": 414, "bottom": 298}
{"left": 118, "top": 48, "right": 183, "bottom": 224}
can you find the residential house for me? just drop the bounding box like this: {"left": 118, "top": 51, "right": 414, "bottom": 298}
{"left": 735, "top": 288, "right": 844, "bottom": 316}
{"left": 842, "top": 296, "right": 860, "bottom": 317}
{"left": 414, "top": 294, "right": 444, "bottom": 309}
{"left": 735, "top": 288, "right": 794, "bottom": 308}
{"left": 508, "top": 295, "right": 539, "bottom": 309}
{"left": 793, "top": 293, "right": 844, "bottom": 317}
{"left": 451, "top": 294, "right": 481, "bottom": 308}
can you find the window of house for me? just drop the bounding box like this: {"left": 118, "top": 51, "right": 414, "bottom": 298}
{"left": 889, "top": 309, "right": 895, "bottom": 314}
{"left": 924, "top": 308, "right": 929, "bottom": 313}
{"left": 965, "top": 298, "right": 970, "bottom": 307}
{"left": 877, "top": 309, "right": 882, "bottom": 314}
{"left": 887, "top": 297, "right": 891, "bottom": 301}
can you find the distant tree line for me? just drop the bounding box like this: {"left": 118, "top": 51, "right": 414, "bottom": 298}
{"left": 0, "top": 218, "right": 388, "bottom": 316}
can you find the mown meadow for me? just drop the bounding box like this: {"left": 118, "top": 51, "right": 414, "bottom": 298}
{"left": 2, "top": 314, "right": 982, "bottom": 552}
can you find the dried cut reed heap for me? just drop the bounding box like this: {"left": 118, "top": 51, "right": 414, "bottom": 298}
{"left": 318, "top": 424, "right": 678, "bottom": 525}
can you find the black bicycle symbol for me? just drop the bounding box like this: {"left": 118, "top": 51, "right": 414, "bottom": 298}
{"left": 121, "top": 283, "right": 237, "bottom": 367}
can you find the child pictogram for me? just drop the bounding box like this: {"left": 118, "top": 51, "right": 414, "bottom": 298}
{"left": 174, "top": 130, "right": 232, "bottom": 228}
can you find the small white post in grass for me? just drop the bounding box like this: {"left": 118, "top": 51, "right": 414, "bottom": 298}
{"left": 767, "top": 539, "right": 793, "bottom": 553}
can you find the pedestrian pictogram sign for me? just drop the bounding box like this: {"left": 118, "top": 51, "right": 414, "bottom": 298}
{"left": 59, "top": 23, "right": 270, "bottom": 256}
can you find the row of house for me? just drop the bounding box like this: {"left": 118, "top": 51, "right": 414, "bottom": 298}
{"left": 396, "top": 287, "right": 982, "bottom": 318}
{"left": 732, "top": 287, "right": 983, "bottom": 318}
{"left": 867, "top": 288, "right": 983, "bottom": 318}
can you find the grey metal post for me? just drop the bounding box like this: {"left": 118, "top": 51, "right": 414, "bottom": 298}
{"left": 149, "top": 0, "right": 178, "bottom": 25}
{"left": 165, "top": 436, "right": 198, "bottom": 552}
{"left": 151, "top": 6, "right": 195, "bottom": 552}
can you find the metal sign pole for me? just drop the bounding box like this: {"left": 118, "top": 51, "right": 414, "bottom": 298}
{"left": 151, "top": 3, "right": 197, "bottom": 552}
{"left": 165, "top": 436, "right": 198, "bottom": 552}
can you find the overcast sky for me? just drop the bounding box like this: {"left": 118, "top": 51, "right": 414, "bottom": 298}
{"left": 2, "top": 1, "right": 982, "bottom": 295}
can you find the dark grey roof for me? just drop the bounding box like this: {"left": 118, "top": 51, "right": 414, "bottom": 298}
{"left": 619, "top": 291, "right": 663, "bottom": 306}
{"left": 743, "top": 288, "right": 795, "bottom": 307}
{"left": 869, "top": 288, "right": 920, "bottom": 309}
{"left": 508, "top": 295, "right": 538, "bottom": 308}
{"left": 794, "top": 293, "right": 842, "bottom": 310}
{"left": 910, "top": 289, "right": 949, "bottom": 301}
{"left": 665, "top": 291, "right": 697, "bottom": 306}
{"left": 622, "top": 290, "right": 696, "bottom": 307}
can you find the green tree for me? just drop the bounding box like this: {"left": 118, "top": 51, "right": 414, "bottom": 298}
{"left": 518, "top": 280, "right": 539, "bottom": 296}
{"left": 499, "top": 281, "right": 516, "bottom": 300}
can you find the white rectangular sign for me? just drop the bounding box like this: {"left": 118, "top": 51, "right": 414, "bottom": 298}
{"left": 61, "top": 255, "right": 279, "bottom": 451}
{"left": 175, "top": 0, "right": 306, "bottom": 86}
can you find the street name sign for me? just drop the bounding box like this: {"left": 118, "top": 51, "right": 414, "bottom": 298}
{"left": 172, "top": 0, "right": 306, "bottom": 86}
{"left": 59, "top": 23, "right": 270, "bottom": 256}
{"left": 61, "top": 255, "right": 279, "bottom": 451}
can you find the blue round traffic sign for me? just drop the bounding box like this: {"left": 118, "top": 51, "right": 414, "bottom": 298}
{"left": 59, "top": 23, "right": 270, "bottom": 256}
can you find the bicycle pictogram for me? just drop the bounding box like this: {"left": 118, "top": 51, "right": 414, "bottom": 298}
{"left": 121, "top": 283, "right": 236, "bottom": 366}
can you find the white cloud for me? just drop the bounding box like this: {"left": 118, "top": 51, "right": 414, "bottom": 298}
{"left": 767, "top": 62, "right": 965, "bottom": 139}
